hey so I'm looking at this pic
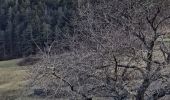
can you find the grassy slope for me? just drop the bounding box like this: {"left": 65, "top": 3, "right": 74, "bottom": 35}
{"left": 0, "top": 59, "right": 28, "bottom": 99}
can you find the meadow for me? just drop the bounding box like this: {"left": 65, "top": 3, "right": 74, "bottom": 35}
{"left": 0, "top": 59, "right": 28, "bottom": 100}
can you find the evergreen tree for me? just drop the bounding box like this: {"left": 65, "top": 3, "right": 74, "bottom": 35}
{"left": 0, "top": 0, "right": 75, "bottom": 60}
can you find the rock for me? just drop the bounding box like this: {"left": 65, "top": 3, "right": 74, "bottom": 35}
{"left": 33, "top": 88, "right": 46, "bottom": 96}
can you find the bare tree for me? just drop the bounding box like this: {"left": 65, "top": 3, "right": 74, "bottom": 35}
{"left": 29, "top": 0, "right": 170, "bottom": 100}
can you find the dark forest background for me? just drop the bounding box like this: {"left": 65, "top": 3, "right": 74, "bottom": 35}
{"left": 0, "top": 0, "right": 75, "bottom": 60}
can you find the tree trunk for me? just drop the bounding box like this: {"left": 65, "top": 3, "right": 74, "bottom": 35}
{"left": 136, "top": 78, "right": 150, "bottom": 100}
{"left": 167, "top": 54, "right": 170, "bottom": 64}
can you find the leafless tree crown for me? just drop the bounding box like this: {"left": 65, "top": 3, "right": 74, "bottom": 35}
{"left": 29, "top": 0, "right": 170, "bottom": 100}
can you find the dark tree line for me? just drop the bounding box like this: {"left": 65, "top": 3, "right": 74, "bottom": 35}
{"left": 0, "top": 0, "right": 75, "bottom": 60}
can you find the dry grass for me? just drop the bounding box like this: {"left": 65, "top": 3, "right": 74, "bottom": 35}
{"left": 0, "top": 59, "right": 28, "bottom": 99}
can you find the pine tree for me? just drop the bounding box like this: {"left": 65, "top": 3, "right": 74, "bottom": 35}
{"left": 21, "top": 24, "right": 33, "bottom": 56}
{"left": 0, "top": 0, "right": 75, "bottom": 59}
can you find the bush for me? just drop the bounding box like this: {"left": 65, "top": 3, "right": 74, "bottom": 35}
{"left": 17, "top": 57, "right": 40, "bottom": 66}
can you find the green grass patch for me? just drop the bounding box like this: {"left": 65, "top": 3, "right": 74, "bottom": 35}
{"left": 0, "top": 59, "right": 22, "bottom": 68}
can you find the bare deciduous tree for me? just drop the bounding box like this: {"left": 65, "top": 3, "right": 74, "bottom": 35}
{"left": 29, "top": 0, "right": 170, "bottom": 100}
